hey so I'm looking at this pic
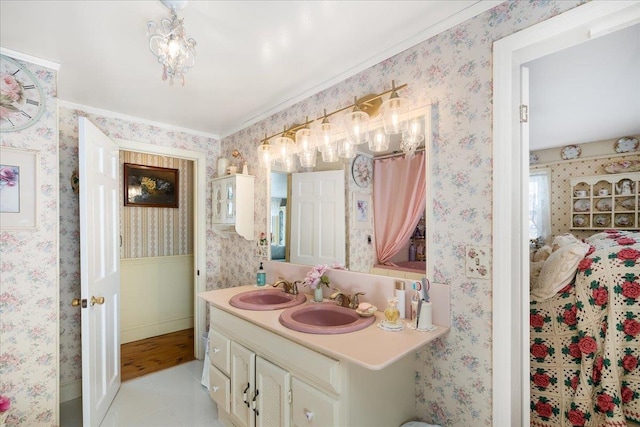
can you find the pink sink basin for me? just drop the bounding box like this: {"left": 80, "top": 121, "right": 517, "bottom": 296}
{"left": 229, "top": 289, "right": 307, "bottom": 311}
{"left": 279, "top": 303, "right": 376, "bottom": 334}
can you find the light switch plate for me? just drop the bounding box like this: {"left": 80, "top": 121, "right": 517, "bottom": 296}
{"left": 465, "top": 245, "right": 490, "bottom": 279}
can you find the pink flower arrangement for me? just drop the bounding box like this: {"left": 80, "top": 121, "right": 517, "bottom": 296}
{"left": 0, "top": 395, "right": 11, "bottom": 412}
{"left": 303, "top": 262, "right": 345, "bottom": 290}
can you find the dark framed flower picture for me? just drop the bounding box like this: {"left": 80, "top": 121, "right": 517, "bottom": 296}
{"left": 124, "top": 163, "right": 179, "bottom": 208}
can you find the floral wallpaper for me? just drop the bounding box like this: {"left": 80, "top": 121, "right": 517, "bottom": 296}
{"left": 0, "top": 57, "right": 58, "bottom": 426}
{"left": 219, "top": 1, "right": 584, "bottom": 425}
{"left": 120, "top": 151, "right": 194, "bottom": 259}
{"left": 57, "top": 106, "right": 221, "bottom": 396}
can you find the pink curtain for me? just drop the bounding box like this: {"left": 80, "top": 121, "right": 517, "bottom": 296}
{"left": 373, "top": 152, "right": 426, "bottom": 265}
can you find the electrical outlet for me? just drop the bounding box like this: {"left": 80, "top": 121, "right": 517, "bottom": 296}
{"left": 465, "top": 245, "right": 490, "bottom": 279}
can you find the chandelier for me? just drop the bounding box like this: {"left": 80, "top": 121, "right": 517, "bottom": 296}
{"left": 257, "top": 81, "right": 423, "bottom": 171}
{"left": 147, "top": 1, "right": 196, "bottom": 86}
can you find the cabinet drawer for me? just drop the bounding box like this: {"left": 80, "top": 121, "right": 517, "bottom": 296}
{"left": 209, "top": 328, "right": 231, "bottom": 374}
{"left": 291, "top": 378, "right": 339, "bottom": 427}
{"left": 208, "top": 365, "right": 230, "bottom": 413}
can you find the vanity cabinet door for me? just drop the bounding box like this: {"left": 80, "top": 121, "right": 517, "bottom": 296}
{"left": 291, "top": 377, "right": 339, "bottom": 427}
{"left": 255, "top": 357, "right": 291, "bottom": 427}
{"left": 230, "top": 342, "right": 256, "bottom": 427}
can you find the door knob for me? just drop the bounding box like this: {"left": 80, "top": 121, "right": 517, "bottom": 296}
{"left": 90, "top": 296, "right": 105, "bottom": 306}
{"left": 71, "top": 298, "right": 86, "bottom": 308}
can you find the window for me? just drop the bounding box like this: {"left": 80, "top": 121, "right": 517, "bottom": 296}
{"left": 529, "top": 169, "right": 551, "bottom": 241}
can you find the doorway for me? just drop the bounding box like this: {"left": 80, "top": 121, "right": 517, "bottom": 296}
{"left": 493, "top": 2, "right": 639, "bottom": 425}
{"left": 117, "top": 138, "right": 207, "bottom": 363}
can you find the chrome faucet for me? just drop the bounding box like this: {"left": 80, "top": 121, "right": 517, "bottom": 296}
{"left": 272, "top": 278, "right": 298, "bottom": 295}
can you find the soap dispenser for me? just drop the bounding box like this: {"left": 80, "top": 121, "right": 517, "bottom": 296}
{"left": 256, "top": 262, "right": 266, "bottom": 286}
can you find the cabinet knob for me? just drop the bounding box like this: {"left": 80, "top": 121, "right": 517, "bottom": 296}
{"left": 213, "top": 347, "right": 220, "bottom": 354}
{"left": 212, "top": 386, "right": 219, "bottom": 392}
{"left": 305, "top": 410, "right": 314, "bottom": 420}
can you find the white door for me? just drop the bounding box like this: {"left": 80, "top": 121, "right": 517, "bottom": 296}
{"left": 290, "top": 170, "right": 345, "bottom": 266}
{"left": 79, "top": 117, "right": 121, "bottom": 426}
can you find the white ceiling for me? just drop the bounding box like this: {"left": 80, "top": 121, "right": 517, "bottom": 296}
{"left": 526, "top": 23, "right": 640, "bottom": 150}
{"left": 0, "top": 0, "right": 498, "bottom": 138}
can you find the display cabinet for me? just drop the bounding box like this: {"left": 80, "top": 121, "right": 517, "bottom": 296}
{"left": 212, "top": 174, "right": 254, "bottom": 239}
{"left": 570, "top": 172, "right": 640, "bottom": 230}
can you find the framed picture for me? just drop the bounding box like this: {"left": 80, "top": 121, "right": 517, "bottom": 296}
{"left": 124, "top": 163, "right": 179, "bottom": 208}
{"left": 0, "top": 147, "right": 39, "bottom": 230}
{"left": 352, "top": 192, "right": 372, "bottom": 230}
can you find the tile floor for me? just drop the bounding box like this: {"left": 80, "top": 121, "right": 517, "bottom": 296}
{"left": 60, "top": 360, "right": 224, "bottom": 427}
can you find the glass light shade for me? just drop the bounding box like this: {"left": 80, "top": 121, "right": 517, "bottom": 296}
{"left": 338, "top": 139, "right": 357, "bottom": 159}
{"left": 257, "top": 142, "right": 272, "bottom": 168}
{"left": 273, "top": 135, "right": 296, "bottom": 161}
{"left": 403, "top": 118, "right": 423, "bottom": 144}
{"left": 316, "top": 120, "right": 335, "bottom": 152}
{"left": 295, "top": 128, "right": 316, "bottom": 152}
{"left": 381, "top": 96, "right": 410, "bottom": 135}
{"left": 298, "top": 149, "right": 317, "bottom": 168}
{"left": 343, "top": 110, "right": 369, "bottom": 144}
{"left": 276, "top": 155, "right": 297, "bottom": 173}
{"left": 369, "top": 128, "right": 390, "bottom": 152}
{"left": 320, "top": 142, "right": 339, "bottom": 162}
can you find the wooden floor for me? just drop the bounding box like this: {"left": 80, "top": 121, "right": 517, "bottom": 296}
{"left": 121, "top": 328, "right": 195, "bottom": 382}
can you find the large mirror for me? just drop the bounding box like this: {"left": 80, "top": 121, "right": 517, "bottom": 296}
{"left": 266, "top": 106, "right": 432, "bottom": 277}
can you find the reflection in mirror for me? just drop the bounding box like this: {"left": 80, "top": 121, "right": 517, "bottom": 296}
{"left": 266, "top": 106, "right": 432, "bottom": 278}
{"left": 270, "top": 172, "right": 288, "bottom": 261}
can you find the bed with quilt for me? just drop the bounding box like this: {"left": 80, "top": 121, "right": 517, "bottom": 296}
{"left": 530, "top": 230, "right": 640, "bottom": 427}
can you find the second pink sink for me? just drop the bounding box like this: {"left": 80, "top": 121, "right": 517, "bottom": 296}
{"left": 279, "top": 303, "right": 376, "bottom": 334}
{"left": 229, "top": 289, "right": 306, "bottom": 311}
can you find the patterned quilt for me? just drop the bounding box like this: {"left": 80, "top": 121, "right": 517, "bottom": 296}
{"left": 530, "top": 230, "right": 640, "bottom": 427}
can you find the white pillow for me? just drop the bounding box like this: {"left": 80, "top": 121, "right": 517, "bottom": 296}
{"left": 530, "top": 261, "right": 545, "bottom": 290}
{"left": 531, "top": 241, "right": 590, "bottom": 300}
{"left": 533, "top": 245, "right": 552, "bottom": 262}
{"left": 551, "top": 233, "right": 579, "bottom": 252}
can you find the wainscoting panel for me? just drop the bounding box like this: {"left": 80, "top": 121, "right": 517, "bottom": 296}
{"left": 121, "top": 255, "right": 194, "bottom": 344}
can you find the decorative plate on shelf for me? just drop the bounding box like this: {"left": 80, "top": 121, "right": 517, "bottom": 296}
{"left": 529, "top": 153, "right": 539, "bottom": 165}
{"left": 615, "top": 215, "right": 632, "bottom": 227}
{"left": 351, "top": 154, "right": 373, "bottom": 188}
{"left": 594, "top": 215, "right": 610, "bottom": 227}
{"left": 573, "top": 199, "right": 590, "bottom": 212}
{"left": 614, "top": 136, "right": 639, "bottom": 153}
{"left": 621, "top": 198, "right": 639, "bottom": 210}
{"left": 561, "top": 145, "right": 582, "bottom": 160}
{"left": 573, "top": 215, "right": 587, "bottom": 227}
{"left": 596, "top": 198, "right": 612, "bottom": 211}
{"left": 603, "top": 160, "right": 640, "bottom": 174}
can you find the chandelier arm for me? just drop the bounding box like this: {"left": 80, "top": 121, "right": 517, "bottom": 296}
{"left": 259, "top": 83, "right": 408, "bottom": 143}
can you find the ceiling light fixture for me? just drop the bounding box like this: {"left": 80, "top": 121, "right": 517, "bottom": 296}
{"left": 147, "top": 0, "right": 196, "bottom": 86}
{"left": 257, "top": 81, "right": 421, "bottom": 170}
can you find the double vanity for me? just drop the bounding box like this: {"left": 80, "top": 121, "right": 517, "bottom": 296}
{"left": 199, "top": 281, "right": 449, "bottom": 427}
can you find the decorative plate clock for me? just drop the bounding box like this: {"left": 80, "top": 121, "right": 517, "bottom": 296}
{"left": 352, "top": 154, "right": 373, "bottom": 188}
{"left": 0, "top": 54, "right": 46, "bottom": 132}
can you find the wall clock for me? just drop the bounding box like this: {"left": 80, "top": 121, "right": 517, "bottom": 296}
{"left": 352, "top": 154, "right": 373, "bottom": 188}
{"left": 0, "top": 54, "right": 46, "bottom": 132}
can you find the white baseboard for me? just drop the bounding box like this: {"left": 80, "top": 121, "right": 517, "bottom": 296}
{"left": 121, "top": 316, "right": 194, "bottom": 344}
{"left": 60, "top": 380, "right": 82, "bottom": 403}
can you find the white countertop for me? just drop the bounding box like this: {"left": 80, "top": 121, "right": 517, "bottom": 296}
{"left": 199, "top": 285, "right": 450, "bottom": 370}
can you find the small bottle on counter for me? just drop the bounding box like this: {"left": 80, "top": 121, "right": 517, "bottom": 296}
{"left": 256, "top": 262, "right": 266, "bottom": 286}
{"left": 409, "top": 239, "right": 416, "bottom": 261}
{"left": 395, "top": 281, "right": 406, "bottom": 319}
